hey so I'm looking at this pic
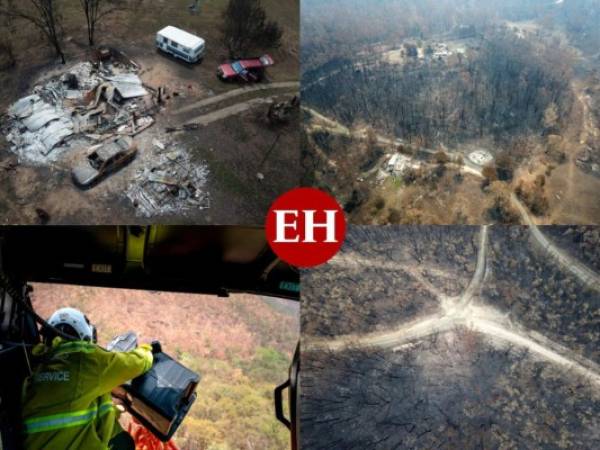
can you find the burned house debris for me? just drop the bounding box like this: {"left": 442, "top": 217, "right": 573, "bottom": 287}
{"left": 126, "top": 138, "right": 210, "bottom": 217}
{"left": 0, "top": 52, "right": 215, "bottom": 217}
{"left": 3, "top": 55, "right": 154, "bottom": 165}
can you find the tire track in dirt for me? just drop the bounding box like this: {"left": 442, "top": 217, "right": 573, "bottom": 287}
{"left": 511, "top": 193, "right": 600, "bottom": 291}
{"left": 304, "top": 107, "right": 485, "bottom": 178}
{"left": 555, "top": 81, "right": 597, "bottom": 221}
{"left": 457, "top": 225, "right": 487, "bottom": 308}
{"left": 168, "top": 94, "right": 294, "bottom": 129}
{"left": 173, "top": 82, "right": 299, "bottom": 116}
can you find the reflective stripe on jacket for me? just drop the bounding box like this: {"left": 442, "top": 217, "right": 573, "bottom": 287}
{"left": 22, "top": 337, "right": 153, "bottom": 450}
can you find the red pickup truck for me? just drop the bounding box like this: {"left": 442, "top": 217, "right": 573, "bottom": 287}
{"left": 217, "top": 55, "right": 274, "bottom": 82}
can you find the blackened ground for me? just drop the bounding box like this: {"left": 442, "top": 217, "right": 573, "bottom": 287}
{"left": 301, "top": 334, "right": 600, "bottom": 450}
{"left": 301, "top": 225, "right": 600, "bottom": 449}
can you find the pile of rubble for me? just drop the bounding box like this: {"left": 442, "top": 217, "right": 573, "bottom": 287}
{"left": 3, "top": 56, "right": 155, "bottom": 165}
{"left": 127, "top": 139, "right": 210, "bottom": 216}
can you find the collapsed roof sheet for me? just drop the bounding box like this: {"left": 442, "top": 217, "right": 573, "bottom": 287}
{"left": 5, "top": 60, "right": 153, "bottom": 165}
{"left": 104, "top": 73, "right": 148, "bottom": 99}
{"left": 22, "top": 103, "right": 62, "bottom": 132}
{"left": 7, "top": 94, "right": 75, "bottom": 158}
{"left": 8, "top": 95, "right": 41, "bottom": 119}
{"left": 39, "top": 118, "right": 74, "bottom": 154}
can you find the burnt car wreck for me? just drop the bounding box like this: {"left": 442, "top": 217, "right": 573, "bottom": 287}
{"left": 72, "top": 136, "right": 137, "bottom": 189}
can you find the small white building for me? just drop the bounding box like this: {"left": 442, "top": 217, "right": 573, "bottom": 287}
{"left": 387, "top": 153, "right": 418, "bottom": 174}
{"left": 156, "top": 26, "right": 205, "bottom": 63}
{"left": 468, "top": 149, "right": 494, "bottom": 166}
{"left": 387, "top": 153, "right": 400, "bottom": 172}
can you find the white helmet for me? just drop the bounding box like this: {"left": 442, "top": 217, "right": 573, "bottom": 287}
{"left": 47, "top": 307, "right": 96, "bottom": 342}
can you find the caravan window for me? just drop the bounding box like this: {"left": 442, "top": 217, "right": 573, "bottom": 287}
{"left": 171, "top": 41, "right": 178, "bottom": 49}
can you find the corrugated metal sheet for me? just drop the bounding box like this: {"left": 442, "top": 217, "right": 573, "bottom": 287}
{"left": 22, "top": 104, "right": 62, "bottom": 132}
{"left": 6, "top": 61, "right": 152, "bottom": 163}
{"left": 8, "top": 95, "right": 41, "bottom": 119}
{"left": 39, "top": 118, "right": 74, "bottom": 155}
{"left": 104, "top": 74, "right": 148, "bottom": 99}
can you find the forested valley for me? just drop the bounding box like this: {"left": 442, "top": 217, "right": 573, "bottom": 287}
{"left": 302, "top": 0, "right": 600, "bottom": 225}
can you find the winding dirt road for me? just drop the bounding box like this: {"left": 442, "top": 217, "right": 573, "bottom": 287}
{"left": 304, "top": 107, "right": 485, "bottom": 177}
{"left": 305, "top": 225, "right": 600, "bottom": 385}
{"left": 511, "top": 193, "right": 600, "bottom": 291}
{"left": 307, "top": 107, "right": 600, "bottom": 289}
{"left": 173, "top": 82, "right": 300, "bottom": 116}
{"left": 168, "top": 82, "right": 300, "bottom": 128}
{"left": 179, "top": 96, "right": 278, "bottom": 127}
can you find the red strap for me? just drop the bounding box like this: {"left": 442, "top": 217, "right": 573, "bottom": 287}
{"left": 127, "top": 419, "right": 180, "bottom": 450}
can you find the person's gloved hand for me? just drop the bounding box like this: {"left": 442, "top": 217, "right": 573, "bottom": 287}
{"left": 150, "top": 341, "right": 162, "bottom": 354}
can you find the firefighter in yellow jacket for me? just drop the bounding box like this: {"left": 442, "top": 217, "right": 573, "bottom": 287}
{"left": 22, "top": 307, "right": 154, "bottom": 450}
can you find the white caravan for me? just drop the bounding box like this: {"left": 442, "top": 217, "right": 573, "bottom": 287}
{"left": 156, "top": 26, "right": 205, "bottom": 63}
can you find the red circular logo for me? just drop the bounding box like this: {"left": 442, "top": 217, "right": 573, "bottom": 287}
{"left": 265, "top": 188, "right": 346, "bottom": 268}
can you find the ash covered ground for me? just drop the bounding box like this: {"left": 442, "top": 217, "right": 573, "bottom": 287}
{"left": 301, "top": 225, "right": 600, "bottom": 449}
